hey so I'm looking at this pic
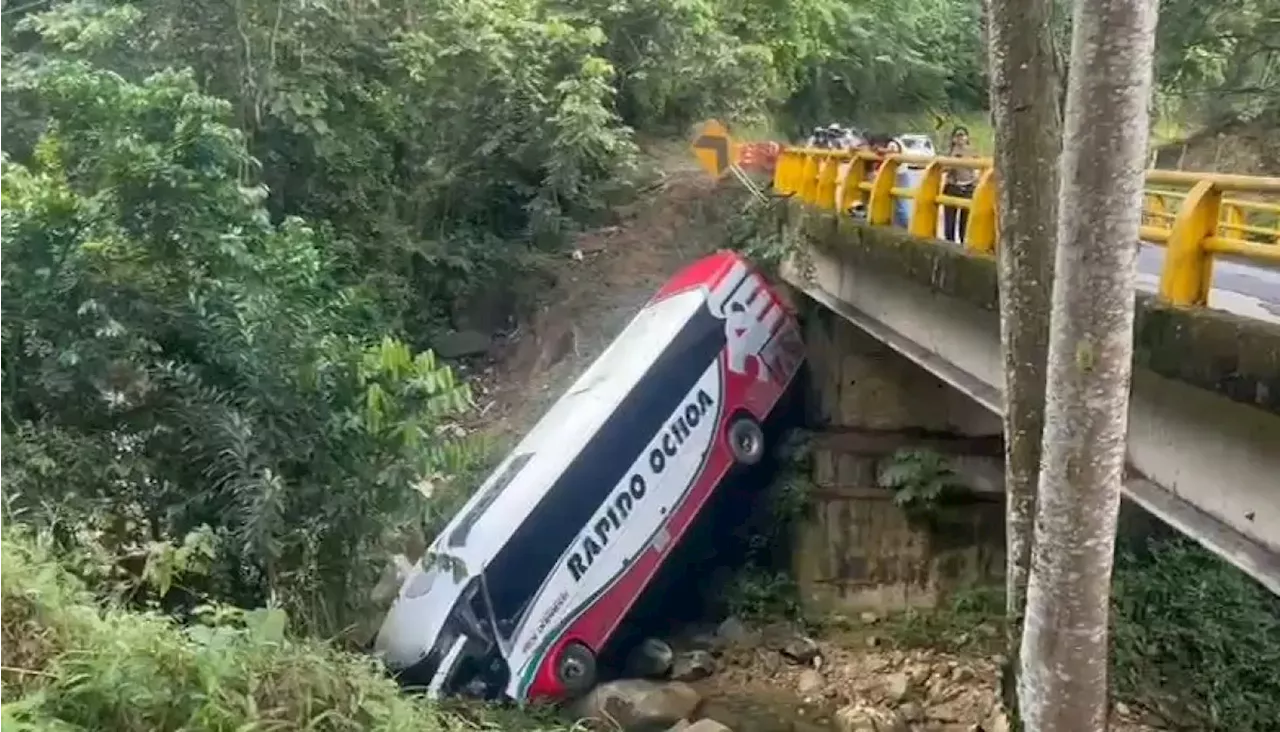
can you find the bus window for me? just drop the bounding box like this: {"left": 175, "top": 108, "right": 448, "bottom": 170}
{"left": 447, "top": 453, "right": 534, "bottom": 549}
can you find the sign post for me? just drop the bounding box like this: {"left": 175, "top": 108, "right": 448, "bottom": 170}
{"left": 691, "top": 120, "right": 733, "bottom": 178}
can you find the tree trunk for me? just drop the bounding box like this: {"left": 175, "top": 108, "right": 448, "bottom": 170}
{"left": 985, "top": 0, "right": 1062, "bottom": 723}
{"left": 1017, "top": 0, "right": 1158, "bottom": 729}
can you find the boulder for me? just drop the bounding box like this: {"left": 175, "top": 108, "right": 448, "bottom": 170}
{"left": 881, "top": 672, "right": 912, "bottom": 703}
{"left": 715, "top": 617, "right": 757, "bottom": 648}
{"left": 897, "top": 701, "right": 924, "bottom": 724}
{"left": 797, "top": 668, "right": 825, "bottom": 696}
{"left": 626, "top": 637, "right": 675, "bottom": 679}
{"left": 685, "top": 631, "right": 726, "bottom": 655}
{"left": 759, "top": 623, "right": 820, "bottom": 665}
{"left": 833, "top": 703, "right": 907, "bottom": 732}
{"left": 572, "top": 679, "right": 702, "bottom": 732}
{"left": 670, "top": 650, "right": 717, "bottom": 682}
{"left": 433, "top": 330, "right": 492, "bottom": 359}
{"left": 450, "top": 287, "right": 516, "bottom": 334}
{"left": 779, "top": 634, "right": 821, "bottom": 665}
{"left": 981, "top": 704, "right": 1011, "bottom": 732}
{"left": 680, "top": 720, "right": 732, "bottom": 732}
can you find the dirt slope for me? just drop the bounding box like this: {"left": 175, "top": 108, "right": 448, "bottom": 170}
{"left": 467, "top": 163, "right": 732, "bottom": 445}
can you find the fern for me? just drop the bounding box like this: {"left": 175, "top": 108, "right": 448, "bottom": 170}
{"left": 877, "top": 448, "right": 968, "bottom": 516}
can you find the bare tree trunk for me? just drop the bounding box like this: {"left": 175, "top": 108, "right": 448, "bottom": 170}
{"left": 985, "top": 0, "right": 1062, "bottom": 723}
{"left": 1017, "top": 0, "right": 1158, "bottom": 729}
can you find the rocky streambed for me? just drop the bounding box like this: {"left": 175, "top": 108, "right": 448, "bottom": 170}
{"left": 570, "top": 615, "right": 1164, "bottom": 732}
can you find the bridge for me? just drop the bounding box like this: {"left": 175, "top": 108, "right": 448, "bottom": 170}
{"left": 712, "top": 135, "right": 1280, "bottom": 600}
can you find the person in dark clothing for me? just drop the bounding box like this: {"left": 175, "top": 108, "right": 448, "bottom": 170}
{"left": 943, "top": 126, "right": 977, "bottom": 243}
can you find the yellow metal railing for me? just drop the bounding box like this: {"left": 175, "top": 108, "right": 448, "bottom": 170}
{"left": 772, "top": 148, "right": 1280, "bottom": 308}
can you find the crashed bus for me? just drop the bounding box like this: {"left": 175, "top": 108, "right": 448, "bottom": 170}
{"left": 374, "top": 250, "right": 805, "bottom": 703}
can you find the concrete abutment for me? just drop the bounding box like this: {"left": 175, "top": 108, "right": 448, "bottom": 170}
{"left": 791, "top": 301, "right": 1007, "bottom": 615}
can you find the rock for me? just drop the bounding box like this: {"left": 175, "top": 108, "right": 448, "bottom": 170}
{"left": 626, "top": 638, "right": 675, "bottom": 679}
{"left": 716, "top": 617, "right": 757, "bottom": 647}
{"left": 797, "top": 668, "right": 825, "bottom": 695}
{"left": 981, "top": 705, "right": 1010, "bottom": 732}
{"left": 907, "top": 665, "right": 932, "bottom": 688}
{"left": 670, "top": 650, "right": 717, "bottom": 682}
{"left": 882, "top": 672, "right": 912, "bottom": 703}
{"left": 433, "top": 330, "right": 492, "bottom": 359}
{"left": 950, "top": 665, "right": 975, "bottom": 684}
{"left": 897, "top": 701, "right": 924, "bottom": 723}
{"left": 1114, "top": 702, "right": 1132, "bottom": 717}
{"left": 572, "top": 679, "right": 701, "bottom": 732}
{"left": 927, "top": 687, "right": 998, "bottom": 724}
{"left": 834, "top": 703, "right": 907, "bottom": 732}
{"left": 681, "top": 720, "right": 732, "bottom": 732}
{"left": 859, "top": 611, "right": 880, "bottom": 624}
{"left": 758, "top": 624, "right": 820, "bottom": 665}
{"left": 450, "top": 287, "right": 515, "bottom": 334}
{"left": 781, "top": 634, "right": 821, "bottom": 665}
{"left": 686, "top": 631, "right": 726, "bottom": 655}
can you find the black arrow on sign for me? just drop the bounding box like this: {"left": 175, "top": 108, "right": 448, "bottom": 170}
{"left": 693, "top": 133, "right": 730, "bottom": 176}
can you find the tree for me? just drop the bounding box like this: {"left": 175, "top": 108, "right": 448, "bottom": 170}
{"left": 1017, "top": 0, "right": 1159, "bottom": 729}
{"left": 984, "top": 0, "right": 1062, "bottom": 721}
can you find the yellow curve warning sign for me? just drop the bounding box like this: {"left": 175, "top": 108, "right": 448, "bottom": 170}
{"left": 692, "top": 120, "right": 735, "bottom": 178}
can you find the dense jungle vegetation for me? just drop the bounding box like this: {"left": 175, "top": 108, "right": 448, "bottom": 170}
{"left": 2, "top": 0, "right": 1279, "bottom": 729}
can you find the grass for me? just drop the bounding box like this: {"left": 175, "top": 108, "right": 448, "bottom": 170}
{"left": 0, "top": 532, "right": 571, "bottom": 732}
{"left": 1110, "top": 537, "right": 1280, "bottom": 731}
{"left": 811, "top": 586, "right": 1008, "bottom": 656}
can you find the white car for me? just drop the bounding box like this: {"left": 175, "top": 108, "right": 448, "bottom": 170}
{"left": 896, "top": 134, "right": 936, "bottom": 168}
{"left": 896, "top": 134, "right": 936, "bottom": 158}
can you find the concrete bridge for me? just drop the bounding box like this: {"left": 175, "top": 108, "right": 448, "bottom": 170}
{"left": 738, "top": 144, "right": 1280, "bottom": 601}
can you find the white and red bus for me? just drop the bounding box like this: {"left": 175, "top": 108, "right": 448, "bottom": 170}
{"left": 374, "top": 250, "right": 805, "bottom": 702}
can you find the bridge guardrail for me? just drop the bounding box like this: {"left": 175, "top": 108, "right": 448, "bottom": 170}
{"left": 772, "top": 148, "right": 1280, "bottom": 308}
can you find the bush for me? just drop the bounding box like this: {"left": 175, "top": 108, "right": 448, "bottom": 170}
{"left": 0, "top": 60, "right": 478, "bottom": 637}
{"left": 1111, "top": 537, "right": 1280, "bottom": 731}
{"left": 0, "top": 533, "right": 569, "bottom": 732}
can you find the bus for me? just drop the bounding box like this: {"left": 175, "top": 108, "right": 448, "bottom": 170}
{"left": 373, "top": 250, "right": 805, "bottom": 703}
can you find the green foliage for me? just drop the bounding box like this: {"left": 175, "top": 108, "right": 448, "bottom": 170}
{"left": 1111, "top": 537, "right": 1280, "bottom": 731}
{"left": 724, "top": 430, "right": 815, "bottom": 622}
{"left": 873, "top": 586, "right": 1006, "bottom": 653}
{"left": 4, "top": 0, "right": 642, "bottom": 337}
{"left": 861, "top": 534, "right": 1280, "bottom": 730}
{"left": 781, "top": 0, "right": 986, "bottom": 131}
{"left": 877, "top": 448, "right": 969, "bottom": 518}
{"left": 0, "top": 59, "right": 479, "bottom": 636}
{"left": 1154, "top": 0, "right": 1280, "bottom": 125}
{"left": 724, "top": 569, "right": 805, "bottom": 622}
{"left": 0, "top": 532, "right": 571, "bottom": 732}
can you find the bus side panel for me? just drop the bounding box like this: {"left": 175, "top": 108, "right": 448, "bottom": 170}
{"left": 506, "top": 357, "right": 726, "bottom": 689}
{"left": 518, "top": 258, "right": 806, "bottom": 701}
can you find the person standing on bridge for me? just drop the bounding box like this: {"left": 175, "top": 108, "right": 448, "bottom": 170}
{"left": 943, "top": 126, "right": 977, "bottom": 243}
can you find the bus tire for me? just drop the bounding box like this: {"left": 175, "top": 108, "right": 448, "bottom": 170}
{"left": 554, "top": 641, "right": 597, "bottom": 696}
{"left": 727, "top": 416, "right": 765, "bottom": 466}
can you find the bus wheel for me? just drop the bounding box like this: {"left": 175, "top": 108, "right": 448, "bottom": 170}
{"left": 554, "top": 641, "right": 597, "bottom": 696}
{"left": 727, "top": 416, "right": 765, "bottom": 466}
